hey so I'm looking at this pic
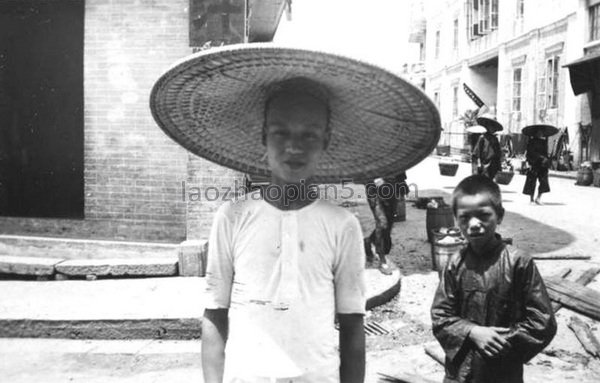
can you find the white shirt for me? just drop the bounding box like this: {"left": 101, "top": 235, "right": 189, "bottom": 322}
{"left": 205, "top": 191, "right": 366, "bottom": 383}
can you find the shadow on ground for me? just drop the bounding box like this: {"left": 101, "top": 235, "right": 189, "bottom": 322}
{"left": 339, "top": 188, "right": 576, "bottom": 277}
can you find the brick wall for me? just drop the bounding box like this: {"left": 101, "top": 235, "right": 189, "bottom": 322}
{"left": 185, "top": 156, "right": 244, "bottom": 240}
{"left": 0, "top": 0, "right": 257, "bottom": 243}
{"left": 84, "top": 0, "right": 192, "bottom": 241}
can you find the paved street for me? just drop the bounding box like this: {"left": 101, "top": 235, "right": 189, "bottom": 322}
{"left": 407, "top": 157, "right": 600, "bottom": 274}
{"left": 368, "top": 156, "right": 600, "bottom": 382}
{"left": 0, "top": 338, "right": 203, "bottom": 383}
{"left": 1, "top": 156, "right": 600, "bottom": 382}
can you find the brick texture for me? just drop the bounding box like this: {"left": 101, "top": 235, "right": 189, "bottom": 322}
{"left": 2, "top": 1, "right": 259, "bottom": 243}
{"left": 84, "top": 1, "right": 191, "bottom": 241}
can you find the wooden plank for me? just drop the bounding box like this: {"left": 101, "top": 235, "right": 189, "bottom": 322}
{"left": 423, "top": 342, "right": 445, "bottom": 366}
{"left": 534, "top": 254, "right": 591, "bottom": 260}
{"left": 550, "top": 268, "right": 572, "bottom": 312}
{"left": 574, "top": 268, "right": 600, "bottom": 285}
{"left": 377, "top": 372, "right": 438, "bottom": 383}
{"left": 552, "top": 268, "right": 600, "bottom": 312}
{"left": 545, "top": 277, "right": 600, "bottom": 321}
{"left": 555, "top": 268, "right": 572, "bottom": 278}
{"left": 567, "top": 316, "right": 600, "bottom": 358}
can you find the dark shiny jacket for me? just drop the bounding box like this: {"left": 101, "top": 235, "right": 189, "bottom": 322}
{"left": 525, "top": 137, "right": 549, "bottom": 169}
{"left": 473, "top": 133, "right": 501, "bottom": 168}
{"left": 431, "top": 239, "right": 557, "bottom": 383}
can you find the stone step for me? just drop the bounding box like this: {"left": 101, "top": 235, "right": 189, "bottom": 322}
{"left": 55, "top": 258, "right": 178, "bottom": 278}
{"left": 0, "top": 255, "right": 179, "bottom": 279}
{"left": 0, "top": 256, "right": 63, "bottom": 276}
{"left": 0, "top": 269, "right": 401, "bottom": 340}
{"left": 0, "top": 277, "right": 205, "bottom": 340}
{"left": 0, "top": 235, "right": 178, "bottom": 260}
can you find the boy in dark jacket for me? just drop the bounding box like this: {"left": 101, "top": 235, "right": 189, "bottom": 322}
{"left": 431, "top": 175, "right": 556, "bottom": 383}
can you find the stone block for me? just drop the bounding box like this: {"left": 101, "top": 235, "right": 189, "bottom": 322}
{"left": 55, "top": 258, "right": 178, "bottom": 277}
{"left": 178, "top": 240, "right": 208, "bottom": 277}
{"left": 0, "top": 256, "right": 63, "bottom": 276}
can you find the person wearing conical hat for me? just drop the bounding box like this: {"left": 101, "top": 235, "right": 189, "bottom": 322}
{"left": 150, "top": 44, "right": 440, "bottom": 383}
{"left": 472, "top": 113, "right": 503, "bottom": 179}
{"left": 522, "top": 125, "right": 556, "bottom": 204}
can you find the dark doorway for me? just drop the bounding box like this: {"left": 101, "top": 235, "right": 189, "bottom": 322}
{"left": 0, "top": 0, "right": 84, "bottom": 218}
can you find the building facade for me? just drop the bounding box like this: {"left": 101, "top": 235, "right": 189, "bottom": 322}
{"left": 418, "top": 0, "right": 600, "bottom": 166}
{"left": 0, "top": 0, "right": 285, "bottom": 243}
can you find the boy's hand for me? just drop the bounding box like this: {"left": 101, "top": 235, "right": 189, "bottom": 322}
{"left": 468, "top": 326, "right": 511, "bottom": 358}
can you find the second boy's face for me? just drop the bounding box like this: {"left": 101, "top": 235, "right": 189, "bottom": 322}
{"left": 455, "top": 192, "right": 503, "bottom": 250}
{"left": 265, "top": 92, "right": 329, "bottom": 185}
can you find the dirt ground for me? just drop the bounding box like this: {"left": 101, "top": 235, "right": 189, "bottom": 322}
{"left": 337, "top": 178, "right": 600, "bottom": 383}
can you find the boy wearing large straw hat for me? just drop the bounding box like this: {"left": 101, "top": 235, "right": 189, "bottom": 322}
{"left": 150, "top": 44, "right": 440, "bottom": 383}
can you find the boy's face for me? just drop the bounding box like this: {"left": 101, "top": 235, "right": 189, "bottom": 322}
{"left": 455, "top": 192, "right": 503, "bottom": 250}
{"left": 264, "top": 92, "right": 329, "bottom": 185}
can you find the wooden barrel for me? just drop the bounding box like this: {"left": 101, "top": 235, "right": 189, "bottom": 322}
{"left": 576, "top": 168, "right": 593, "bottom": 186}
{"left": 594, "top": 169, "right": 600, "bottom": 188}
{"left": 426, "top": 206, "right": 455, "bottom": 242}
{"left": 431, "top": 231, "right": 466, "bottom": 272}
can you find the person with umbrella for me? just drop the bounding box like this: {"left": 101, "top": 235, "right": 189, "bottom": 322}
{"left": 472, "top": 113, "right": 503, "bottom": 179}
{"left": 466, "top": 124, "right": 487, "bottom": 175}
{"left": 522, "top": 124, "right": 558, "bottom": 204}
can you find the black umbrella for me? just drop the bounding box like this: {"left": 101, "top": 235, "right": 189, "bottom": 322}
{"left": 521, "top": 124, "right": 559, "bottom": 137}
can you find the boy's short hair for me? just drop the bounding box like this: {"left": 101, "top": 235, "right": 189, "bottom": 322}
{"left": 262, "top": 77, "right": 332, "bottom": 147}
{"left": 452, "top": 175, "right": 504, "bottom": 218}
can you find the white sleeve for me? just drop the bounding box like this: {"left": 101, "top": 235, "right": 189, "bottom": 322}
{"left": 204, "top": 203, "right": 234, "bottom": 309}
{"left": 334, "top": 215, "right": 367, "bottom": 314}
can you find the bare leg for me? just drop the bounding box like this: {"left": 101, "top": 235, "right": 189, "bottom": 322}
{"left": 378, "top": 254, "right": 393, "bottom": 275}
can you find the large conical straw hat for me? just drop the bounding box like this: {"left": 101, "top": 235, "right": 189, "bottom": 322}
{"left": 475, "top": 113, "right": 503, "bottom": 133}
{"left": 521, "top": 124, "right": 559, "bottom": 137}
{"left": 150, "top": 44, "right": 441, "bottom": 183}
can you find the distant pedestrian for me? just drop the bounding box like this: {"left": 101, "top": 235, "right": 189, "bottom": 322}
{"left": 522, "top": 124, "right": 557, "bottom": 205}
{"left": 472, "top": 114, "right": 503, "bottom": 179}
{"left": 364, "top": 172, "right": 407, "bottom": 275}
{"left": 431, "top": 174, "right": 556, "bottom": 383}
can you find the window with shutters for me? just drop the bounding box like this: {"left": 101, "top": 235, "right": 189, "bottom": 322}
{"left": 516, "top": 0, "right": 524, "bottom": 19}
{"left": 419, "top": 41, "right": 426, "bottom": 61}
{"left": 453, "top": 19, "right": 459, "bottom": 53}
{"left": 452, "top": 86, "right": 459, "bottom": 118}
{"left": 591, "top": 3, "right": 600, "bottom": 42}
{"left": 537, "top": 55, "right": 560, "bottom": 110}
{"left": 466, "top": 0, "right": 498, "bottom": 40}
{"left": 512, "top": 67, "right": 522, "bottom": 113}
{"left": 435, "top": 30, "right": 440, "bottom": 59}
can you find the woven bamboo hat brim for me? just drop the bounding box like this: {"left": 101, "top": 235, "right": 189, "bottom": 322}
{"left": 475, "top": 115, "right": 503, "bottom": 133}
{"left": 522, "top": 124, "right": 559, "bottom": 137}
{"left": 150, "top": 44, "right": 441, "bottom": 183}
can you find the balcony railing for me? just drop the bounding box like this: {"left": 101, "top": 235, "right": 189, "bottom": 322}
{"left": 468, "top": 29, "right": 499, "bottom": 57}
